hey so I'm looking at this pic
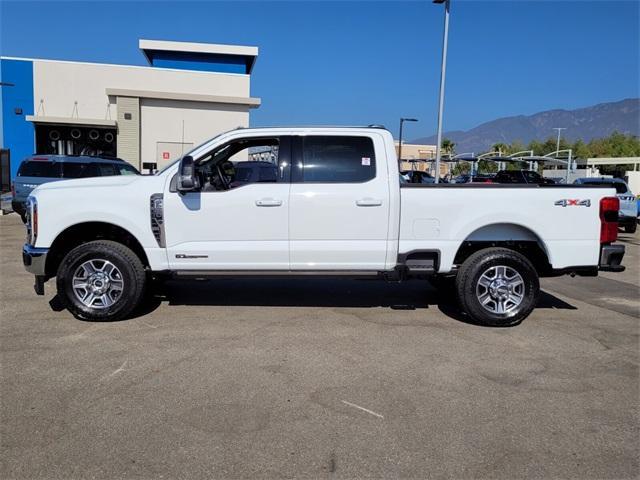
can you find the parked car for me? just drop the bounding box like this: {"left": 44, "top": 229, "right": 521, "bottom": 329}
{"left": 400, "top": 170, "right": 436, "bottom": 184}
{"left": 494, "top": 169, "right": 556, "bottom": 185}
{"left": 452, "top": 174, "right": 495, "bottom": 184}
{"left": 22, "top": 127, "right": 625, "bottom": 326}
{"left": 574, "top": 177, "right": 637, "bottom": 233}
{"left": 12, "top": 155, "right": 139, "bottom": 222}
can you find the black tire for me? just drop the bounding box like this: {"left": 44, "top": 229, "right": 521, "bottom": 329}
{"left": 20, "top": 213, "right": 27, "bottom": 224}
{"left": 455, "top": 247, "right": 539, "bottom": 327}
{"left": 624, "top": 222, "right": 637, "bottom": 234}
{"left": 56, "top": 240, "right": 146, "bottom": 321}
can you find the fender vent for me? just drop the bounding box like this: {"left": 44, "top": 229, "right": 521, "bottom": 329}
{"left": 150, "top": 193, "right": 165, "bottom": 247}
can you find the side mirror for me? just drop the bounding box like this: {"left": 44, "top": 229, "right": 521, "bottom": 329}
{"left": 177, "top": 155, "right": 200, "bottom": 192}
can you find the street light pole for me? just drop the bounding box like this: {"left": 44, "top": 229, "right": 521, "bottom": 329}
{"left": 433, "top": 0, "right": 451, "bottom": 184}
{"left": 553, "top": 127, "right": 566, "bottom": 153}
{"left": 398, "top": 117, "right": 418, "bottom": 168}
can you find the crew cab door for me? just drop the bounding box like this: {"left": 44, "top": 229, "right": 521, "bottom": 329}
{"left": 163, "top": 136, "right": 291, "bottom": 270}
{"left": 289, "top": 134, "right": 390, "bottom": 270}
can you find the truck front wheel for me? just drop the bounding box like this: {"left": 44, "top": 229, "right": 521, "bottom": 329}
{"left": 56, "top": 240, "right": 146, "bottom": 321}
{"left": 455, "top": 247, "right": 539, "bottom": 327}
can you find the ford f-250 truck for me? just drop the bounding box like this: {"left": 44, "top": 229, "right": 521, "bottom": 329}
{"left": 22, "top": 126, "right": 626, "bottom": 326}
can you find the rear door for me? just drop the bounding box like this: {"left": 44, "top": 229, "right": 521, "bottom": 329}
{"left": 289, "top": 134, "right": 390, "bottom": 270}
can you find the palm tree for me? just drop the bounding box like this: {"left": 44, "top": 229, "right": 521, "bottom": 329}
{"left": 492, "top": 143, "right": 508, "bottom": 155}
{"left": 441, "top": 138, "right": 455, "bottom": 155}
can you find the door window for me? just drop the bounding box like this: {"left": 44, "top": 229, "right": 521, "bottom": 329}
{"left": 298, "top": 136, "right": 376, "bottom": 183}
{"left": 61, "top": 162, "right": 100, "bottom": 178}
{"left": 197, "top": 137, "right": 289, "bottom": 191}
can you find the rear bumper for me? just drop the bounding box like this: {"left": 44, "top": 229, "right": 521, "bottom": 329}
{"left": 23, "top": 244, "right": 48, "bottom": 276}
{"left": 599, "top": 244, "right": 625, "bottom": 272}
{"left": 12, "top": 199, "right": 26, "bottom": 217}
{"left": 618, "top": 215, "right": 637, "bottom": 227}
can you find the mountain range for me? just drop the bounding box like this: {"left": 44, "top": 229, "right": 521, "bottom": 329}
{"left": 411, "top": 98, "right": 639, "bottom": 153}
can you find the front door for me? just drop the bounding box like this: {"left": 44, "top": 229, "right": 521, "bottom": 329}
{"left": 288, "top": 134, "right": 390, "bottom": 270}
{"left": 164, "top": 136, "right": 291, "bottom": 270}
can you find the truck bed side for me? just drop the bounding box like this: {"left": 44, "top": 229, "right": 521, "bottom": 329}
{"left": 399, "top": 184, "right": 616, "bottom": 273}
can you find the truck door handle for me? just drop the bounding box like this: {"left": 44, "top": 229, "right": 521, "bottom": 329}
{"left": 255, "top": 198, "right": 283, "bottom": 207}
{"left": 356, "top": 198, "right": 383, "bottom": 207}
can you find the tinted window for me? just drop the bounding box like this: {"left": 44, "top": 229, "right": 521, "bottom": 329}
{"left": 97, "top": 163, "right": 117, "bottom": 176}
{"left": 302, "top": 136, "right": 376, "bottom": 183}
{"left": 522, "top": 171, "right": 543, "bottom": 183}
{"left": 496, "top": 171, "right": 521, "bottom": 183}
{"left": 116, "top": 163, "right": 139, "bottom": 175}
{"left": 17, "top": 161, "right": 62, "bottom": 178}
{"left": 259, "top": 166, "right": 278, "bottom": 182}
{"left": 62, "top": 163, "right": 100, "bottom": 178}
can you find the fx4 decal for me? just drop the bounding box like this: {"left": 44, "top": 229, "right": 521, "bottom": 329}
{"left": 554, "top": 199, "right": 591, "bottom": 207}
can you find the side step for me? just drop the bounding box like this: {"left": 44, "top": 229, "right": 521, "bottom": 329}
{"left": 397, "top": 250, "right": 439, "bottom": 275}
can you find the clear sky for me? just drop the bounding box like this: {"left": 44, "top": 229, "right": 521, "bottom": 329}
{"left": 1, "top": 0, "right": 638, "bottom": 141}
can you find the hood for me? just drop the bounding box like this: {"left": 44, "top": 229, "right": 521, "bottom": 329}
{"left": 33, "top": 175, "right": 143, "bottom": 192}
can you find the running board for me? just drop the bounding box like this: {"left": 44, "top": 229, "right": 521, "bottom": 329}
{"left": 171, "top": 270, "right": 385, "bottom": 278}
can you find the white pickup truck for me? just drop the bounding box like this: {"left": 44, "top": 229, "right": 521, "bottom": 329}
{"left": 22, "top": 126, "right": 626, "bottom": 326}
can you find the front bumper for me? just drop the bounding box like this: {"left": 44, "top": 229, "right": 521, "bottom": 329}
{"left": 23, "top": 244, "right": 48, "bottom": 276}
{"left": 599, "top": 244, "right": 625, "bottom": 272}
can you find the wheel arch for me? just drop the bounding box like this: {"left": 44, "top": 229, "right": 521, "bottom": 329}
{"left": 45, "top": 221, "right": 150, "bottom": 277}
{"left": 453, "top": 223, "right": 552, "bottom": 274}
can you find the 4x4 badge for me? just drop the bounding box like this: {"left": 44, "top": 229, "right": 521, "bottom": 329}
{"left": 554, "top": 199, "right": 591, "bottom": 207}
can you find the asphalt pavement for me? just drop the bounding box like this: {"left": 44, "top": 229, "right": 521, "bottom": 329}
{"left": 1, "top": 213, "right": 638, "bottom": 479}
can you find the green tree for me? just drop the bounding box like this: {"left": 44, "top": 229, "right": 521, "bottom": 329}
{"left": 477, "top": 159, "right": 498, "bottom": 173}
{"left": 491, "top": 142, "right": 509, "bottom": 155}
{"left": 441, "top": 138, "right": 455, "bottom": 155}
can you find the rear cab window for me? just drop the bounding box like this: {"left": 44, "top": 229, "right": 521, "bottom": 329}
{"left": 298, "top": 136, "right": 376, "bottom": 183}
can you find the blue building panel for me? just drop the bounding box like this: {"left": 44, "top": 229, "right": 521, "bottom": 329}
{"left": 147, "top": 50, "right": 249, "bottom": 74}
{"left": 1, "top": 59, "right": 35, "bottom": 181}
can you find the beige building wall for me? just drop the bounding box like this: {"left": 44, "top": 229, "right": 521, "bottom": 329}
{"left": 32, "top": 59, "right": 251, "bottom": 121}
{"left": 140, "top": 98, "right": 249, "bottom": 168}
{"left": 395, "top": 141, "right": 440, "bottom": 174}
{"left": 28, "top": 58, "right": 258, "bottom": 169}
{"left": 116, "top": 96, "right": 140, "bottom": 166}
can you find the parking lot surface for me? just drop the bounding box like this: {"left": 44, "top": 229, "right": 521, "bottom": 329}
{"left": 1, "top": 213, "right": 638, "bottom": 479}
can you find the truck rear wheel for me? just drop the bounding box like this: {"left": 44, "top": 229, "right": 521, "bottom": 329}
{"left": 56, "top": 240, "right": 146, "bottom": 321}
{"left": 455, "top": 247, "right": 539, "bottom": 327}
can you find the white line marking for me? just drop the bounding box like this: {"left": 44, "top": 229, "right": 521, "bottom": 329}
{"left": 341, "top": 400, "right": 384, "bottom": 419}
{"left": 108, "top": 361, "right": 127, "bottom": 377}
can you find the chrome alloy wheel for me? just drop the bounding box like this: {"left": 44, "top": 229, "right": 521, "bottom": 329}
{"left": 72, "top": 259, "right": 124, "bottom": 309}
{"left": 475, "top": 265, "right": 525, "bottom": 315}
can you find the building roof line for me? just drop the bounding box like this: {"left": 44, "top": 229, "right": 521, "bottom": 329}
{"left": 105, "top": 88, "right": 260, "bottom": 107}
{"left": 0, "top": 56, "right": 251, "bottom": 78}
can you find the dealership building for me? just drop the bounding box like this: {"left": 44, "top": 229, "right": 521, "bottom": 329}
{"left": 0, "top": 39, "right": 260, "bottom": 184}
